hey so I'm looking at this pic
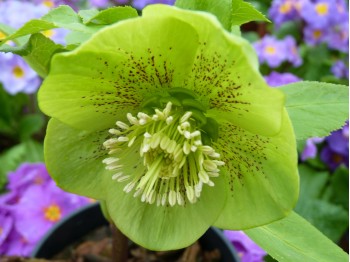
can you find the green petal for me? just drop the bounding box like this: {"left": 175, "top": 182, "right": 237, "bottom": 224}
{"left": 143, "top": 5, "right": 284, "bottom": 136}
{"left": 213, "top": 109, "right": 299, "bottom": 229}
{"left": 104, "top": 141, "right": 227, "bottom": 250}
{"left": 44, "top": 118, "right": 110, "bottom": 199}
{"left": 39, "top": 15, "right": 200, "bottom": 131}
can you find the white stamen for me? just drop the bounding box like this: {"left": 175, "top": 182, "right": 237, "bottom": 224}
{"left": 112, "top": 172, "right": 123, "bottom": 180}
{"left": 180, "top": 112, "right": 192, "bottom": 123}
{"left": 128, "top": 136, "right": 137, "bottom": 147}
{"left": 117, "top": 175, "right": 130, "bottom": 182}
{"left": 169, "top": 190, "right": 177, "bottom": 206}
{"left": 116, "top": 121, "right": 129, "bottom": 130}
{"left": 117, "top": 136, "right": 129, "bottom": 142}
{"left": 109, "top": 129, "right": 121, "bottom": 135}
{"left": 166, "top": 116, "right": 173, "bottom": 125}
{"left": 102, "top": 157, "right": 119, "bottom": 165}
{"left": 198, "top": 170, "right": 210, "bottom": 183}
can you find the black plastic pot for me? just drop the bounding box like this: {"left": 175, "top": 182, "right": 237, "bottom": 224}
{"left": 32, "top": 202, "right": 240, "bottom": 261}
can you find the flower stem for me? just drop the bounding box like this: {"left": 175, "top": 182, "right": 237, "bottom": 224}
{"left": 110, "top": 223, "right": 129, "bottom": 262}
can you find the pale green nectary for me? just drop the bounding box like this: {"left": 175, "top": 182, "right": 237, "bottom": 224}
{"left": 39, "top": 4, "right": 299, "bottom": 250}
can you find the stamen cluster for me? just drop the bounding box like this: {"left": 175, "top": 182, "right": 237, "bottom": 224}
{"left": 103, "top": 102, "right": 224, "bottom": 206}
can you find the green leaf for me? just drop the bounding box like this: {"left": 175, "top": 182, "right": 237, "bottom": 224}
{"left": 245, "top": 212, "right": 349, "bottom": 262}
{"left": 295, "top": 165, "right": 348, "bottom": 242}
{"left": 231, "top": 0, "right": 270, "bottom": 26}
{"left": 19, "top": 114, "right": 45, "bottom": 140}
{"left": 79, "top": 9, "right": 100, "bottom": 24}
{"left": 175, "top": 0, "right": 233, "bottom": 31}
{"left": 280, "top": 81, "right": 349, "bottom": 140}
{"left": 322, "top": 166, "right": 349, "bottom": 210}
{"left": 175, "top": 0, "right": 269, "bottom": 31}
{"left": 79, "top": 6, "right": 138, "bottom": 25}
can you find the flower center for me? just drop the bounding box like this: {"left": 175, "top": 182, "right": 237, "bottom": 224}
{"left": 103, "top": 97, "right": 223, "bottom": 207}
{"left": 313, "top": 30, "right": 322, "bottom": 40}
{"left": 44, "top": 204, "right": 62, "bottom": 222}
{"left": 279, "top": 2, "right": 292, "bottom": 14}
{"left": 12, "top": 66, "right": 25, "bottom": 78}
{"left": 43, "top": 0, "right": 55, "bottom": 8}
{"left": 315, "top": 3, "right": 329, "bottom": 16}
{"left": 264, "top": 46, "right": 276, "bottom": 55}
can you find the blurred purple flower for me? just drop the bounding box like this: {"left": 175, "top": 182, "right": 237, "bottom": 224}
{"left": 0, "top": 0, "right": 49, "bottom": 28}
{"left": 300, "top": 0, "right": 336, "bottom": 28}
{"left": 268, "top": 0, "right": 306, "bottom": 27}
{"left": 327, "top": 16, "right": 349, "bottom": 53}
{"left": 303, "top": 25, "right": 330, "bottom": 46}
{"left": 283, "top": 36, "right": 302, "bottom": 66}
{"left": 7, "top": 163, "right": 51, "bottom": 193}
{"left": 331, "top": 60, "right": 349, "bottom": 79}
{"left": 15, "top": 181, "right": 88, "bottom": 243}
{"left": 0, "top": 208, "right": 13, "bottom": 249}
{"left": 88, "top": 0, "right": 110, "bottom": 8}
{"left": 132, "top": 0, "right": 175, "bottom": 10}
{"left": 327, "top": 122, "right": 349, "bottom": 156}
{"left": 0, "top": 163, "right": 91, "bottom": 255}
{"left": 320, "top": 146, "right": 349, "bottom": 171}
{"left": 0, "top": 52, "right": 41, "bottom": 95}
{"left": 264, "top": 71, "right": 301, "bottom": 87}
{"left": 224, "top": 230, "right": 266, "bottom": 262}
{"left": 301, "top": 137, "right": 325, "bottom": 161}
{"left": 0, "top": 228, "right": 35, "bottom": 256}
{"left": 253, "top": 35, "right": 287, "bottom": 68}
{"left": 254, "top": 35, "right": 301, "bottom": 68}
{"left": 31, "top": 0, "right": 80, "bottom": 9}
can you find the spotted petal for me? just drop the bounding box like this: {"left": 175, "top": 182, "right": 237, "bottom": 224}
{"left": 39, "top": 15, "right": 200, "bottom": 131}
{"left": 212, "top": 109, "right": 299, "bottom": 229}
{"left": 143, "top": 5, "right": 285, "bottom": 136}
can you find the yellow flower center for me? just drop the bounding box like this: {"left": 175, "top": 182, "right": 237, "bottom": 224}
{"left": 279, "top": 2, "right": 292, "bottom": 14}
{"left": 0, "top": 31, "right": 6, "bottom": 40}
{"left": 44, "top": 204, "right": 62, "bottom": 222}
{"left": 12, "top": 66, "right": 25, "bottom": 78}
{"left": 103, "top": 102, "right": 224, "bottom": 206}
{"left": 265, "top": 46, "right": 276, "bottom": 55}
{"left": 313, "top": 30, "right": 323, "bottom": 40}
{"left": 42, "top": 30, "right": 55, "bottom": 38}
{"left": 315, "top": 3, "right": 329, "bottom": 16}
{"left": 43, "top": 0, "right": 55, "bottom": 8}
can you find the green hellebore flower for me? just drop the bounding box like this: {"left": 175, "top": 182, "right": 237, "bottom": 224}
{"left": 38, "top": 5, "right": 299, "bottom": 250}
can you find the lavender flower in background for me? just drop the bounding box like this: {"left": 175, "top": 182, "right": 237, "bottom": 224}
{"left": 0, "top": 0, "right": 49, "bottom": 28}
{"left": 331, "top": 60, "right": 349, "bottom": 79}
{"left": 303, "top": 25, "right": 330, "bottom": 46}
{"left": 327, "top": 122, "right": 349, "bottom": 157}
{"left": 15, "top": 181, "right": 85, "bottom": 244}
{"left": 7, "top": 163, "right": 51, "bottom": 192}
{"left": 88, "top": 0, "right": 110, "bottom": 8}
{"left": 300, "top": 0, "right": 335, "bottom": 28}
{"left": 0, "top": 53, "right": 41, "bottom": 95}
{"left": 283, "top": 36, "right": 302, "bottom": 66}
{"left": 320, "top": 122, "right": 349, "bottom": 171}
{"left": 253, "top": 35, "right": 301, "bottom": 68}
{"left": 301, "top": 137, "right": 325, "bottom": 161}
{"left": 224, "top": 230, "right": 266, "bottom": 262}
{"left": 132, "top": 0, "right": 175, "bottom": 10}
{"left": 327, "top": 15, "right": 349, "bottom": 53}
{"left": 264, "top": 71, "right": 301, "bottom": 87}
{"left": 0, "top": 163, "right": 90, "bottom": 256}
{"left": 268, "top": 0, "right": 305, "bottom": 27}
